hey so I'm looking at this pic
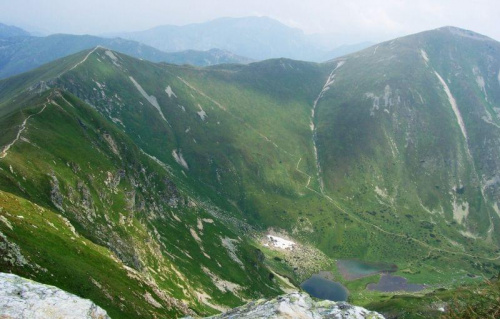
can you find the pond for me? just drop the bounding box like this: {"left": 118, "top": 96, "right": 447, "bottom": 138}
{"left": 300, "top": 274, "right": 348, "bottom": 301}
{"left": 337, "top": 259, "right": 397, "bottom": 280}
{"left": 367, "top": 274, "right": 425, "bottom": 292}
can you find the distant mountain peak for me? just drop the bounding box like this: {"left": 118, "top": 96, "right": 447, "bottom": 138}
{"left": 111, "top": 16, "right": 324, "bottom": 60}
{"left": 0, "top": 22, "right": 30, "bottom": 38}
{"left": 0, "top": 33, "right": 253, "bottom": 79}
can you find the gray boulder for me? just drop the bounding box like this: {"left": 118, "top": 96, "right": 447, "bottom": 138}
{"left": 190, "top": 292, "right": 384, "bottom": 319}
{"left": 0, "top": 273, "right": 109, "bottom": 319}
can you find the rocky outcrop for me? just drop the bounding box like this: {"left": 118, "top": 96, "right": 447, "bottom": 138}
{"left": 49, "top": 173, "right": 64, "bottom": 212}
{"left": 192, "top": 292, "right": 384, "bottom": 319}
{"left": 0, "top": 232, "right": 28, "bottom": 267}
{"left": 0, "top": 273, "right": 109, "bottom": 319}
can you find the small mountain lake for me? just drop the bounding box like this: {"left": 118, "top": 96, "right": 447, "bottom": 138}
{"left": 367, "top": 274, "right": 425, "bottom": 292}
{"left": 337, "top": 259, "right": 397, "bottom": 280}
{"left": 300, "top": 274, "right": 348, "bottom": 301}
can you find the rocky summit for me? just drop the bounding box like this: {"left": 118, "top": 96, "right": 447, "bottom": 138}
{"left": 0, "top": 273, "right": 109, "bottom": 319}
{"left": 195, "top": 292, "right": 384, "bottom": 319}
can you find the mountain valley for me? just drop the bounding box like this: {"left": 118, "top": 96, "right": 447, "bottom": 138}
{"left": 1, "top": 26, "right": 500, "bottom": 318}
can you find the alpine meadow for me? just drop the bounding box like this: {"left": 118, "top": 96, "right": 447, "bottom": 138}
{"left": 1, "top": 2, "right": 500, "bottom": 318}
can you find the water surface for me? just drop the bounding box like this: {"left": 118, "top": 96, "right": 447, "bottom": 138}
{"left": 337, "top": 259, "right": 397, "bottom": 280}
{"left": 300, "top": 274, "right": 348, "bottom": 301}
{"left": 367, "top": 274, "right": 425, "bottom": 292}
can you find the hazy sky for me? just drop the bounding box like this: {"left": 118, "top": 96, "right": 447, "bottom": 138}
{"left": 1, "top": 0, "right": 499, "bottom": 43}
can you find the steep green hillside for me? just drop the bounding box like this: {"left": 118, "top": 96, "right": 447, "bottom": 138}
{"left": 314, "top": 26, "right": 500, "bottom": 253}
{"left": 0, "top": 89, "right": 282, "bottom": 318}
{"left": 1, "top": 26, "right": 500, "bottom": 317}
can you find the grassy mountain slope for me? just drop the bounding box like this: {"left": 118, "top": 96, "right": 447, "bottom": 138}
{"left": 314, "top": 26, "right": 500, "bottom": 249}
{"left": 1, "top": 26, "right": 500, "bottom": 317}
{"left": 366, "top": 275, "right": 500, "bottom": 318}
{"left": 0, "top": 88, "right": 282, "bottom": 318}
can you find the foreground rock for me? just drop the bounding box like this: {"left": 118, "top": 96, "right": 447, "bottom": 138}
{"left": 195, "top": 292, "right": 384, "bottom": 319}
{"left": 0, "top": 273, "right": 109, "bottom": 319}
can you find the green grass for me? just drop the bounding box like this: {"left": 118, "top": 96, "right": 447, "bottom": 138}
{"left": 0, "top": 28, "right": 500, "bottom": 317}
{"left": 365, "top": 276, "right": 500, "bottom": 319}
{"left": 0, "top": 90, "right": 282, "bottom": 317}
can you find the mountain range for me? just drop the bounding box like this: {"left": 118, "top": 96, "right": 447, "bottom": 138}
{"left": 0, "top": 25, "right": 500, "bottom": 318}
{"left": 0, "top": 18, "right": 372, "bottom": 80}
{"left": 107, "top": 16, "right": 372, "bottom": 61}
{"left": 0, "top": 31, "right": 252, "bottom": 80}
{"left": 0, "top": 23, "right": 30, "bottom": 38}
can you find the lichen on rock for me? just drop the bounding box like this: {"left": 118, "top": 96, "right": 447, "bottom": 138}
{"left": 0, "top": 273, "right": 110, "bottom": 319}
{"left": 186, "top": 292, "right": 384, "bottom": 319}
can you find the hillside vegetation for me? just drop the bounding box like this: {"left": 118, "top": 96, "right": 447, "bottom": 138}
{"left": 1, "top": 26, "right": 500, "bottom": 317}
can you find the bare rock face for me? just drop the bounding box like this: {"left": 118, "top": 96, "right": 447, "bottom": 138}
{"left": 191, "top": 292, "right": 384, "bottom": 319}
{"left": 0, "top": 273, "right": 109, "bottom": 319}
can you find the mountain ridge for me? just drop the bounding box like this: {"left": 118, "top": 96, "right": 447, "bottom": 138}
{"left": 1, "top": 26, "right": 500, "bottom": 318}
{"left": 0, "top": 23, "right": 30, "bottom": 38}
{"left": 109, "top": 16, "right": 369, "bottom": 61}
{"left": 0, "top": 31, "right": 252, "bottom": 79}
